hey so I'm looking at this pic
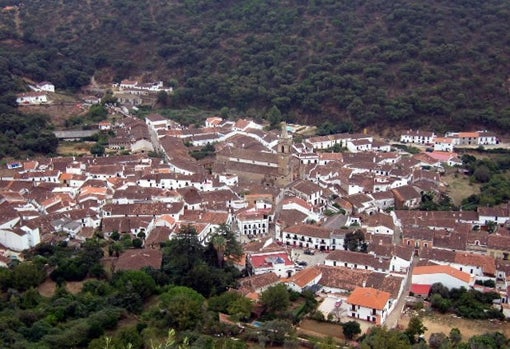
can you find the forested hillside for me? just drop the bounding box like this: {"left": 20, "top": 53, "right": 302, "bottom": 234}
{"left": 1, "top": 0, "right": 510, "bottom": 132}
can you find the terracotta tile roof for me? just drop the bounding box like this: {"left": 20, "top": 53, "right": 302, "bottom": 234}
{"left": 487, "top": 234, "right": 510, "bottom": 250}
{"left": 455, "top": 252, "right": 496, "bottom": 275}
{"left": 114, "top": 249, "right": 163, "bottom": 271}
{"left": 287, "top": 266, "right": 322, "bottom": 288}
{"left": 326, "top": 249, "right": 392, "bottom": 271}
{"left": 365, "top": 273, "right": 404, "bottom": 299}
{"left": 284, "top": 224, "right": 331, "bottom": 239}
{"left": 237, "top": 272, "right": 280, "bottom": 294}
{"left": 413, "top": 265, "right": 472, "bottom": 283}
{"left": 316, "top": 265, "right": 371, "bottom": 291}
{"left": 347, "top": 287, "right": 391, "bottom": 310}
{"left": 458, "top": 132, "right": 479, "bottom": 138}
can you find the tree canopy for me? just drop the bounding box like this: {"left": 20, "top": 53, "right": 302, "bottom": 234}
{"left": 2, "top": 1, "right": 510, "bottom": 131}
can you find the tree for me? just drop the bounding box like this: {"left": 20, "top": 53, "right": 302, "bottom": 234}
{"left": 429, "top": 332, "right": 449, "bottom": 349}
{"left": 112, "top": 270, "right": 156, "bottom": 300}
{"left": 132, "top": 238, "right": 143, "bottom": 248}
{"left": 342, "top": 321, "right": 361, "bottom": 340}
{"left": 473, "top": 164, "right": 491, "bottom": 183}
{"left": 227, "top": 296, "right": 253, "bottom": 322}
{"left": 449, "top": 328, "right": 462, "bottom": 347}
{"left": 159, "top": 286, "right": 205, "bottom": 331}
{"left": 211, "top": 234, "right": 227, "bottom": 268}
{"left": 361, "top": 327, "right": 411, "bottom": 349}
{"left": 404, "top": 316, "right": 427, "bottom": 344}
{"left": 260, "top": 319, "right": 295, "bottom": 346}
{"left": 12, "top": 262, "right": 46, "bottom": 292}
{"left": 260, "top": 284, "right": 290, "bottom": 314}
{"left": 266, "top": 105, "right": 282, "bottom": 129}
{"left": 90, "top": 143, "right": 105, "bottom": 156}
{"left": 344, "top": 230, "right": 367, "bottom": 252}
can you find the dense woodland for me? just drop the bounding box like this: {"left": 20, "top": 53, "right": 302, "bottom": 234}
{"left": 1, "top": 0, "right": 510, "bottom": 131}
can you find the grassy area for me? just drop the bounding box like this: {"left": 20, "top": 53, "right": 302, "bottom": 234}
{"left": 57, "top": 141, "right": 93, "bottom": 156}
{"left": 399, "top": 311, "right": 510, "bottom": 342}
{"left": 442, "top": 171, "right": 480, "bottom": 206}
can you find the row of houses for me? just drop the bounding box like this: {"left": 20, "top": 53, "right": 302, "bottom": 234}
{"left": 400, "top": 129, "right": 498, "bottom": 151}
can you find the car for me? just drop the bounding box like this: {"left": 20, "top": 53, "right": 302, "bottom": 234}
{"left": 297, "top": 261, "right": 308, "bottom": 266}
{"left": 304, "top": 249, "right": 315, "bottom": 255}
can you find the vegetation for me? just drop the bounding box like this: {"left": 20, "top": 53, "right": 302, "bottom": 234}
{"left": 344, "top": 229, "right": 367, "bottom": 252}
{"left": 459, "top": 152, "right": 510, "bottom": 209}
{"left": 1, "top": 1, "right": 510, "bottom": 131}
{"left": 429, "top": 283, "right": 503, "bottom": 320}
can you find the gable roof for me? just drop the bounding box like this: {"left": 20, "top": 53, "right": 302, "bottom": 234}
{"left": 413, "top": 265, "right": 472, "bottom": 283}
{"left": 347, "top": 286, "right": 391, "bottom": 310}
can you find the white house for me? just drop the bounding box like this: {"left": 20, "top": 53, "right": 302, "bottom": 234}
{"left": 236, "top": 207, "right": 271, "bottom": 236}
{"left": 286, "top": 267, "right": 323, "bottom": 293}
{"left": 346, "top": 286, "right": 392, "bottom": 325}
{"left": 16, "top": 92, "right": 49, "bottom": 105}
{"left": 412, "top": 265, "right": 474, "bottom": 290}
{"left": 400, "top": 130, "right": 435, "bottom": 144}
{"left": 282, "top": 224, "right": 339, "bottom": 251}
{"left": 145, "top": 114, "right": 168, "bottom": 131}
{"left": 0, "top": 226, "right": 40, "bottom": 251}
{"left": 248, "top": 251, "right": 296, "bottom": 278}
{"left": 434, "top": 137, "right": 455, "bottom": 152}
{"left": 35, "top": 81, "right": 55, "bottom": 93}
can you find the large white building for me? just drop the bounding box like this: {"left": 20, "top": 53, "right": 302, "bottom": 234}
{"left": 346, "top": 286, "right": 392, "bottom": 325}
{"left": 412, "top": 265, "right": 474, "bottom": 290}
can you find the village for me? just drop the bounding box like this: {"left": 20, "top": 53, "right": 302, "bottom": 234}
{"left": 8, "top": 79, "right": 510, "bottom": 338}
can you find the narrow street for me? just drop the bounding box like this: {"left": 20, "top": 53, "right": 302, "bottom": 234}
{"left": 385, "top": 255, "right": 419, "bottom": 329}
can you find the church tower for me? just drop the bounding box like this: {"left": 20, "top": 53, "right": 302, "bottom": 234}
{"left": 277, "top": 122, "right": 292, "bottom": 182}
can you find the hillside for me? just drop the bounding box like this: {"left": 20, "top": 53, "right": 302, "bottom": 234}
{"left": 1, "top": 0, "right": 510, "bottom": 132}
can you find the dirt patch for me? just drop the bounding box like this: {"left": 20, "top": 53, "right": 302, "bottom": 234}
{"left": 442, "top": 172, "right": 480, "bottom": 205}
{"left": 57, "top": 141, "right": 93, "bottom": 156}
{"left": 38, "top": 279, "right": 57, "bottom": 297}
{"left": 399, "top": 311, "right": 510, "bottom": 341}
{"left": 37, "top": 279, "right": 86, "bottom": 297}
{"left": 298, "top": 319, "right": 345, "bottom": 340}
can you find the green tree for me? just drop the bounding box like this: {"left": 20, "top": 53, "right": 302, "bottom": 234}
{"left": 449, "top": 328, "right": 462, "bottom": 347}
{"left": 404, "top": 316, "right": 427, "bottom": 344}
{"left": 90, "top": 143, "right": 105, "bottom": 156}
{"left": 342, "top": 320, "right": 361, "bottom": 340}
{"left": 260, "top": 319, "right": 295, "bottom": 346}
{"left": 429, "top": 332, "right": 449, "bottom": 349}
{"left": 159, "top": 286, "right": 205, "bottom": 331}
{"left": 361, "top": 326, "right": 411, "bottom": 349}
{"left": 12, "top": 262, "right": 46, "bottom": 292}
{"left": 211, "top": 234, "right": 227, "bottom": 268}
{"left": 260, "top": 284, "right": 290, "bottom": 314}
{"left": 343, "top": 230, "right": 367, "bottom": 252}
{"left": 227, "top": 296, "right": 253, "bottom": 322}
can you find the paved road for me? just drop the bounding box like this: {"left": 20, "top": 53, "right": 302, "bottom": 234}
{"left": 385, "top": 255, "right": 419, "bottom": 329}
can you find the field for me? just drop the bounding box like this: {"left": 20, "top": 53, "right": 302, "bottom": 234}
{"left": 399, "top": 311, "right": 510, "bottom": 341}
{"left": 57, "top": 141, "right": 94, "bottom": 156}
{"left": 442, "top": 170, "right": 480, "bottom": 206}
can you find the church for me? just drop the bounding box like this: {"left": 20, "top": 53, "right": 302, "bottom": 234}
{"left": 214, "top": 123, "right": 295, "bottom": 186}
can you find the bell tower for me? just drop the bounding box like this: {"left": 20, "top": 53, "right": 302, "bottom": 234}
{"left": 277, "top": 122, "right": 292, "bottom": 181}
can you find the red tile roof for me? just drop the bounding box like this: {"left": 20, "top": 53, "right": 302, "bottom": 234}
{"left": 347, "top": 287, "right": 391, "bottom": 310}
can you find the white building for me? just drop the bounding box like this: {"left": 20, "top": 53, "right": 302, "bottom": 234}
{"left": 35, "top": 82, "right": 55, "bottom": 93}
{"left": 434, "top": 137, "right": 455, "bottom": 152}
{"left": 412, "top": 265, "right": 474, "bottom": 290}
{"left": 236, "top": 207, "right": 271, "bottom": 236}
{"left": 346, "top": 287, "right": 392, "bottom": 325}
{"left": 400, "top": 130, "right": 435, "bottom": 144}
{"left": 16, "top": 92, "right": 49, "bottom": 105}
